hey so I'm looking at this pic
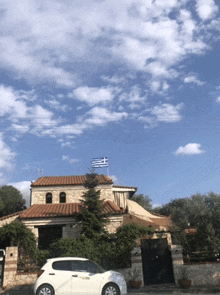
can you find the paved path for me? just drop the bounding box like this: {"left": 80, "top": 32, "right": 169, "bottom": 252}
{"left": 1, "top": 284, "right": 220, "bottom": 295}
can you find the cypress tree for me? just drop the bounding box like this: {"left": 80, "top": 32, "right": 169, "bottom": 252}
{"left": 76, "top": 173, "right": 109, "bottom": 239}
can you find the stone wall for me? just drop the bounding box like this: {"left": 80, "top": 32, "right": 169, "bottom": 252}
{"left": 3, "top": 246, "right": 38, "bottom": 288}
{"left": 31, "top": 184, "right": 114, "bottom": 205}
{"left": 116, "top": 246, "right": 144, "bottom": 287}
{"left": 170, "top": 244, "right": 220, "bottom": 286}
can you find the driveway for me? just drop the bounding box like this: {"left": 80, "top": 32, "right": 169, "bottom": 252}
{"left": 1, "top": 284, "right": 220, "bottom": 295}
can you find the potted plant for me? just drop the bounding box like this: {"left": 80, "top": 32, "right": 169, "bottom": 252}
{"left": 178, "top": 266, "right": 192, "bottom": 289}
{"left": 128, "top": 268, "right": 142, "bottom": 289}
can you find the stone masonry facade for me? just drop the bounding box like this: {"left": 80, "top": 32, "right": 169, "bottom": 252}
{"left": 31, "top": 184, "right": 114, "bottom": 206}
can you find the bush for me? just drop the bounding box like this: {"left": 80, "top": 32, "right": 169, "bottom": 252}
{"left": 49, "top": 223, "right": 152, "bottom": 270}
{"left": 0, "top": 222, "right": 38, "bottom": 270}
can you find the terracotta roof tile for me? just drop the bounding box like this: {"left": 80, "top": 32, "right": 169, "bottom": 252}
{"left": 31, "top": 175, "right": 113, "bottom": 187}
{"left": 19, "top": 201, "right": 122, "bottom": 219}
{"left": 0, "top": 211, "right": 23, "bottom": 221}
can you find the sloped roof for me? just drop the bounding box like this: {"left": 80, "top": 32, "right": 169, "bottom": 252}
{"left": 19, "top": 201, "right": 122, "bottom": 219}
{"left": 127, "top": 199, "right": 166, "bottom": 220}
{"left": 126, "top": 200, "right": 172, "bottom": 230}
{"left": 0, "top": 211, "right": 23, "bottom": 221}
{"left": 31, "top": 175, "right": 113, "bottom": 187}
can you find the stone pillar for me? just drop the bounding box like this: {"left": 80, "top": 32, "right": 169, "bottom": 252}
{"left": 131, "top": 246, "right": 144, "bottom": 287}
{"left": 169, "top": 245, "right": 184, "bottom": 285}
{"left": 3, "top": 247, "right": 18, "bottom": 287}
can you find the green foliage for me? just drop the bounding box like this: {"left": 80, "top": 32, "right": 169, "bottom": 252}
{"left": 76, "top": 173, "right": 109, "bottom": 239}
{"left": 0, "top": 222, "right": 37, "bottom": 267}
{"left": 154, "top": 192, "right": 220, "bottom": 252}
{"left": 35, "top": 249, "right": 50, "bottom": 267}
{"left": 0, "top": 185, "right": 26, "bottom": 217}
{"left": 131, "top": 194, "right": 152, "bottom": 211}
{"left": 49, "top": 223, "right": 152, "bottom": 270}
{"left": 49, "top": 236, "right": 102, "bottom": 263}
{"left": 102, "top": 223, "right": 152, "bottom": 269}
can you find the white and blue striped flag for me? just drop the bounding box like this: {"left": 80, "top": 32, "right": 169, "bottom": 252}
{"left": 92, "top": 157, "right": 108, "bottom": 168}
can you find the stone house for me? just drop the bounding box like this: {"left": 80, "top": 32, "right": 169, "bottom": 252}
{"left": 0, "top": 174, "right": 171, "bottom": 249}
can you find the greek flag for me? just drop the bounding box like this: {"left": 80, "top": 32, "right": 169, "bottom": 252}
{"left": 92, "top": 157, "right": 108, "bottom": 168}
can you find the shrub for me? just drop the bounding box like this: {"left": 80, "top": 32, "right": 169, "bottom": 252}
{"left": 0, "top": 222, "right": 37, "bottom": 269}
{"left": 49, "top": 223, "right": 152, "bottom": 270}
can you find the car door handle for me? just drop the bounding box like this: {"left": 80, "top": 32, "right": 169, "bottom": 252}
{"left": 49, "top": 273, "right": 55, "bottom": 275}
{"left": 72, "top": 275, "right": 78, "bottom": 277}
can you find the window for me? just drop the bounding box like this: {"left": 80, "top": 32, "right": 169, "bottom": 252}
{"left": 86, "top": 261, "right": 104, "bottom": 273}
{"left": 46, "top": 193, "right": 52, "bottom": 204}
{"left": 53, "top": 260, "right": 72, "bottom": 271}
{"left": 71, "top": 260, "right": 104, "bottom": 273}
{"left": 72, "top": 260, "right": 87, "bottom": 272}
{"left": 60, "top": 192, "right": 66, "bottom": 203}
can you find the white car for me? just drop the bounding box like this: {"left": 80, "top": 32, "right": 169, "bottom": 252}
{"left": 34, "top": 257, "right": 127, "bottom": 295}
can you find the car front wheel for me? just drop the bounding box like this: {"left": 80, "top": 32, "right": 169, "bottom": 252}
{"left": 102, "top": 283, "right": 120, "bottom": 295}
{"left": 36, "top": 284, "right": 54, "bottom": 295}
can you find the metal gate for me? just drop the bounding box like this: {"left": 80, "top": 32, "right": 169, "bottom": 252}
{"left": 141, "top": 238, "right": 175, "bottom": 285}
{"left": 0, "top": 249, "right": 5, "bottom": 287}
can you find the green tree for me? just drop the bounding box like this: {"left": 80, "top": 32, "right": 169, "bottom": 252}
{"left": 0, "top": 185, "right": 26, "bottom": 217}
{"left": 154, "top": 192, "right": 220, "bottom": 253}
{"left": 131, "top": 193, "right": 152, "bottom": 211}
{"left": 76, "top": 173, "right": 109, "bottom": 239}
{"left": 0, "top": 222, "right": 37, "bottom": 267}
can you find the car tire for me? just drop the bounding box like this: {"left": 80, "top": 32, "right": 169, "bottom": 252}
{"left": 36, "top": 284, "right": 54, "bottom": 295}
{"left": 102, "top": 283, "right": 120, "bottom": 295}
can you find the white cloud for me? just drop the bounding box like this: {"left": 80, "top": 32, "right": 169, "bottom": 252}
{"left": 110, "top": 175, "right": 119, "bottom": 184}
{"left": 0, "top": 133, "right": 16, "bottom": 184}
{"left": 61, "top": 142, "right": 72, "bottom": 148}
{"left": 83, "top": 107, "right": 128, "bottom": 127}
{"left": 216, "top": 97, "right": 220, "bottom": 103}
{"left": 184, "top": 75, "right": 205, "bottom": 86}
{"left": 0, "top": 84, "right": 28, "bottom": 120}
{"left": 119, "top": 85, "right": 146, "bottom": 109}
{"left": 56, "top": 107, "right": 128, "bottom": 136}
{"left": 151, "top": 103, "right": 184, "bottom": 123}
{"left": 70, "top": 86, "right": 116, "bottom": 106}
{"left": 29, "top": 105, "right": 59, "bottom": 136}
{"left": 175, "top": 143, "right": 205, "bottom": 155}
{"left": 196, "top": 0, "right": 218, "bottom": 20}
{"left": 0, "top": 0, "right": 213, "bottom": 89}
{"left": 46, "top": 99, "right": 69, "bottom": 112}
{"left": 101, "top": 75, "right": 125, "bottom": 84}
{"left": 62, "top": 155, "right": 79, "bottom": 165}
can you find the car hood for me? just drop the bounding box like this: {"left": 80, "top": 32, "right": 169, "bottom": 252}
{"left": 104, "top": 270, "right": 124, "bottom": 280}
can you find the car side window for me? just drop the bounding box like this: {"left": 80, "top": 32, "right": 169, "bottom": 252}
{"left": 52, "top": 260, "right": 72, "bottom": 271}
{"left": 72, "top": 260, "right": 88, "bottom": 272}
{"left": 86, "top": 261, "right": 101, "bottom": 273}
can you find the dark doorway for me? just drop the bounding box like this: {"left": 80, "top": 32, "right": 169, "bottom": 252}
{"left": 141, "top": 238, "right": 175, "bottom": 285}
{"left": 38, "top": 225, "right": 63, "bottom": 250}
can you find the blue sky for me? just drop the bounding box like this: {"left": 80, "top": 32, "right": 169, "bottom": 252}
{"left": 1, "top": 0, "right": 220, "bottom": 207}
